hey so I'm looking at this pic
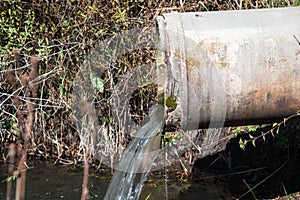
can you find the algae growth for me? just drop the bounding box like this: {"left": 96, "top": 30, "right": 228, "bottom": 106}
{"left": 157, "top": 91, "right": 177, "bottom": 112}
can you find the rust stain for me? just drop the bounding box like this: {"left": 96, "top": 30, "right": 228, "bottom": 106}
{"left": 220, "top": 61, "right": 229, "bottom": 67}
{"left": 208, "top": 48, "right": 217, "bottom": 54}
{"left": 186, "top": 57, "right": 201, "bottom": 67}
{"left": 265, "top": 57, "right": 288, "bottom": 68}
{"left": 241, "top": 81, "right": 299, "bottom": 119}
{"left": 198, "top": 40, "right": 205, "bottom": 46}
{"left": 219, "top": 57, "right": 229, "bottom": 67}
{"left": 199, "top": 40, "right": 230, "bottom": 68}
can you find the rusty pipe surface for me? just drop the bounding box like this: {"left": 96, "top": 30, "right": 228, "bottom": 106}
{"left": 156, "top": 7, "right": 300, "bottom": 130}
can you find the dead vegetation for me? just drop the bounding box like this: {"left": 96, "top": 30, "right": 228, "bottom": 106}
{"left": 1, "top": 0, "right": 298, "bottom": 165}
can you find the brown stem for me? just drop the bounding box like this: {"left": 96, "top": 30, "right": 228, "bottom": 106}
{"left": 81, "top": 151, "right": 89, "bottom": 200}
{"left": 11, "top": 53, "right": 39, "bottom": 200}
{"left": 6, "top": 144, "right": 16, "bottom": 200}
{"left": 29, "top": 56, "right": 39, "bottom": 98}
{"left": 15, "top": 148, "right": 25, "bottom": 200}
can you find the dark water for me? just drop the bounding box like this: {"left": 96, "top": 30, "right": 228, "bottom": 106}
{"left": 0, "top": 161, "right": 231, "bottom": 200}
{"left": 1, "top": 124, "right": 300, "bottom": 199}
{"left": 0, "top": 105, "right": 232, "bottom": 199}
{"left": 0, "top": 162, "right": 109, "bottom": 199}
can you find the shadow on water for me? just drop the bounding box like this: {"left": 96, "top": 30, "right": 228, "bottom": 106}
{"left": 0, "top": 161, "right": 109, "bottom": 199}
{"left": 1, "top": 122, "right": 299, "bottom": 199}
{"left": 0, "top": 160, "right": 231, "bottom": 200}
{"left": 0, "top": 104, "right": 232, "bottom": 200}
{"left": 139, "top": 174, "right": 231, "bottom": 200}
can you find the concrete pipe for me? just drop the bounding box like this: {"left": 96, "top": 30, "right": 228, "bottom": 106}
{"left": 156, "top": 7, "right": 300, "bottom": 130}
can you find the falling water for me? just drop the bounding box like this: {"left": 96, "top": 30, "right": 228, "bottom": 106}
{"left": 104, "top": 104, "right": 165, "bottom": 200}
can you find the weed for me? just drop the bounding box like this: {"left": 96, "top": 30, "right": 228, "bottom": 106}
{"left": 4, "top": 174, "right": 19, "bottom": 183}
{"left": 145, "top": 193, "right": 151, "bottom": 200}
{"left": 0, "top": 0, "right": 37, "bottom": 59}
{"left": 163, "top": 132, "right": 183, "bottom": 146}
{"left": 238, "top": 112, "right": 299, "bottom": 150}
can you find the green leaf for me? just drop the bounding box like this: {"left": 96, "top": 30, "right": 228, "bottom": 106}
{"left": 276, "top": 127, "right": 280, "bottom": 135}
{"left": 232, "top": 126, "right": 244, "bottom": 135}
{"left": 89, "top": 73, "right": 104, "bottom": 93}
{"left": 5, "top": 176, "right": 12, "bottom": 182}
{"left": 248, "top": 125, "right": 257, "bottom": 132}
{"left": 145, "top": 193, "right": 151, "bottom": 200}
{"left": 5, "top": 175, "right": 18, "bottom": 182}
{"left": 272, "top": 123, "right": 278, "bottom": 127}
{"left": 59, "top": 84, "right": 66, "bottom": 96}
{"left": 249, "top": 134, "right": 253, "bottom": 139}
{"left": 239, "top": 138, "right": 245, "bottom": 150}
{"left": 178, "top": 178, "right": 188, "bottom": 183}
{"left": 252, "top": 139, "right": 256, "bottom": 147}
{"left": 271, "top": 129, "right": 274, "bottom": 137}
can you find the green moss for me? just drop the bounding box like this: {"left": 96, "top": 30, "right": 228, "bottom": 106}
{"left": 156, "top": 91, "right": 177, "bottom": 112}
{"left": 165, "top": 96, "right": 177, "bottom": 112}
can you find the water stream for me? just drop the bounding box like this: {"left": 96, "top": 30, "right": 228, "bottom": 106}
{"left": 0, "top": 104, "right": 232, "bottom": 199}
{"left": 104, "top": 104, "right": 165, "bottom": 200}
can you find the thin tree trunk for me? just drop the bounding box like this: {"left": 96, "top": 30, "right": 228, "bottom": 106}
{"left": 6, "top": 144, "right": 16, "bottom": 200}
{"left": 81, "top": 152, "right": 89, "bottom": 200}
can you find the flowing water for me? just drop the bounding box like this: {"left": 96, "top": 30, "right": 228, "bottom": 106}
{"left": 0, "top": 105, "right": 165, "bottom": 200}
{"left": 0, "top": 104, "right": 232, "bottom": 200}
{"left": 0, "top": 159, "right": 232, "bottom": 199}
{"left": 1, "top": 117, "right": 298, "bottom": 199}
{"left": 104, "top": 104, "right": 165, "bottom": 200}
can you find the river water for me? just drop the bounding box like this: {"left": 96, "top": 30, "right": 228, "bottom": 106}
{"left": 0, "top": 161, "right": 108, "bottom": 199}
{"left": 0, "top": 105, "right": 232, "bottom": 199}
{"left": 0, "top": 160, "right": 231, "bottom": 199}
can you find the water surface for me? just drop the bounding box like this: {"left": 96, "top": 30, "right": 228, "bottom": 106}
{"left": 0, "top": 160, "right": 232, "bottom": 199}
